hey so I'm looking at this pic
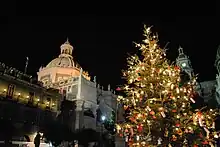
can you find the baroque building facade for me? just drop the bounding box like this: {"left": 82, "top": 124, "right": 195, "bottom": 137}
{"left": 37, "top": 39, "right": 117, "bottom": 131}
{"left": 0, "top": 62, "right": 61, "bottom": 141}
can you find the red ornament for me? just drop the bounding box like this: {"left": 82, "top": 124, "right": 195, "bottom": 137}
{"left": 152, "top": 116, "right": 156, "bottom": 119}
{"left": 172, "top": 110, "right": 177, "bottom": 113}
{"left": 130, "top": 117, "right": 135, "bottom": 122}
{"left": 202, "top": 140, "right": 209, "bottom": 145}
{"left": 175, "top": 123, "right": 180, "bottom": 127}
{"left": 116, "top": 87, "right": 121, "bottom": 91}
{"left": 174, "top": 66, "right": 180, "bottom": 70}
{"left": 137, "top": 125, "right": 143, "bottom": 132}
{"left": 197, "top": 111, "right": 202, "bottom": 117}
{"left": 137, "top": 77, "right": 141, "bottom": 81}
{"left": 149, "top": 111, "right": 155, "bottom": 115}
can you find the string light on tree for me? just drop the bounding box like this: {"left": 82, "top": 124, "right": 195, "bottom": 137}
{"left": 116, "top": 25, "right": 219, "bottom": 146}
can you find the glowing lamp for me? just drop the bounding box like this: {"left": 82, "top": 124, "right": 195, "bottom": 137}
{"left": 181, "top": 62, "right": 186, "bottom": 67}
{"left": 101, "top": 115, "right": 106, "bottom": 121}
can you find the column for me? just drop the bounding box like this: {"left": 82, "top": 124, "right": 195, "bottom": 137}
{"left": 93, "top": 104, "right": 98, "bottom": 130}
{"left": 74, "top": 100, "right": 84, "bottom": 131}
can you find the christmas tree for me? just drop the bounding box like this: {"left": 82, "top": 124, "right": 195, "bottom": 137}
{"left": 116, "top": 25, "right": 219, "bottom": 146}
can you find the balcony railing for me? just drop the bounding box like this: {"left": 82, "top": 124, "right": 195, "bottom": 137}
{"left": 0, "top": 62, "right": 44, "bottom": 86}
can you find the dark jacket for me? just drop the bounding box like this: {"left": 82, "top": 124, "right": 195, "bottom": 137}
{"left": 34, "top": 133, "right": 41, "bottom": 145}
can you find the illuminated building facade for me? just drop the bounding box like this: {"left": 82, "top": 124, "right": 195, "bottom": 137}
{"left": 37, "top": 39, "right": 117, "bottom": 131}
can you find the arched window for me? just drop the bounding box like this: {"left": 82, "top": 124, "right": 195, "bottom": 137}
{"left": 64, "top": 49, "right": 68, "bottom": 54}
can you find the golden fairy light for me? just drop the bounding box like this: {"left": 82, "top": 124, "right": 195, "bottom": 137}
{"left": 116, "top": 25, "right": 219, "bottom": 147}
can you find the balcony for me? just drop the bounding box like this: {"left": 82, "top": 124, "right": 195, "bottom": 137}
{"left": 0, "top": 92, "right": 57, "bottom": 112}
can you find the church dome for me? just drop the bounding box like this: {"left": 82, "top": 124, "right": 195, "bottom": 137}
{"left": 46, "top": 56, "right": 75, "bottom": 68}
{"left": 46, "top": 39, "right": 75, "bottom": 68}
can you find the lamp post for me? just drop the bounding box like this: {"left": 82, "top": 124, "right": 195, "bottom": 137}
{"left": 100, "top": 115, "right": 106, "bottom": 147}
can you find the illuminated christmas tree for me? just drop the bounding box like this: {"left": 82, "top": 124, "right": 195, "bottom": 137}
{"left": 116, "top": 25, "right": 219, "bottom": 146}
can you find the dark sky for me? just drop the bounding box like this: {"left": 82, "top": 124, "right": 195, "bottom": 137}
{"left": 1, "top": 15, "right": 220, "bottom": 89}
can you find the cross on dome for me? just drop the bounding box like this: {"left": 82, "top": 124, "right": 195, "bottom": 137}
{"left": 65, "top": 37, "right": 70, "bottom": 44}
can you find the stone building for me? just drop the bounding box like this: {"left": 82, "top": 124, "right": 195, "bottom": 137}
{"left": 0, "top": 62, "right": 61, "bottom": 140}
{"left": 37, "top": 39, "right": 117, "bottom": 131}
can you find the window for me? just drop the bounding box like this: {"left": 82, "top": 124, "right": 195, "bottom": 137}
{"left": 68, "top": 86, "right": 71, "bottom": 92}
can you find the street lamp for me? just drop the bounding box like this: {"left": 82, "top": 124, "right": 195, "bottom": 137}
{"left": 100, "top": 115, "right": 106, "bottom": 147}
{"left": 101, "top": 115, "right": 106, "bottom": 121}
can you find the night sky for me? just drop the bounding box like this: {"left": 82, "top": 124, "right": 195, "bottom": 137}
{"left": 1, "top": 15, "right": 219, "bottom": 89}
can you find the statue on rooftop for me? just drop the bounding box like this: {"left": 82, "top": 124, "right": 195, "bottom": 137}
{"left": 215, "top": 74, "right": 220, "bottom": 105}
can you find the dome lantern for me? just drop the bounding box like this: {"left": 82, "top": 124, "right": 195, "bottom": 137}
{"left": 45, "top": 39, "right": 76, "bottom": 68}
{"left": 59, "top": 38, "right": 74, "bottom": 58}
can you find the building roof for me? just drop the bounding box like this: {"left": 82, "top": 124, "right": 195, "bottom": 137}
{"left": 46, "top": 56, "right": 75, "bottom": 68}
{"left": 46, "top": 39, "right": 77, "bottom": 68}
